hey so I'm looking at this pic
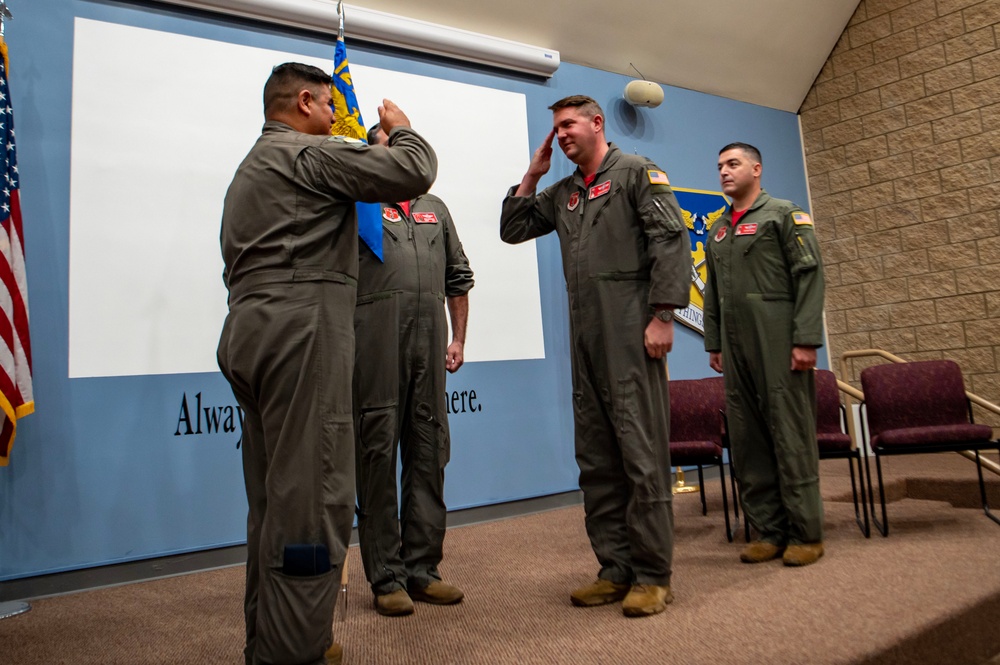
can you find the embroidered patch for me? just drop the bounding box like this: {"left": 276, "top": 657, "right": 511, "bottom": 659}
{"left": 413, "top": 212, "right": 438, "bottom": 224}
{"left": 792, "top": 212, "right": 813, "bottom": 226}
{"left": 735, "top": 223, "right": 758, "bottom": 236}
{"left": 382, "top": 207, "right": 401, "bottom": 222}
{"left": 647, "top": 170, "right": 670, "bottom": 185}
{"left": 715, "top": 225, "right": 727, "bottom": 242}
{"left": 588, "top": 180, "right": 611, "bottom": 200}
{"left": 567, "top": 191, "right": 580, "bottom": 211}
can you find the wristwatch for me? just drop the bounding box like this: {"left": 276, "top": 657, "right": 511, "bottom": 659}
{"left": 653, "top": 309, "right": 673, "bottom": 323}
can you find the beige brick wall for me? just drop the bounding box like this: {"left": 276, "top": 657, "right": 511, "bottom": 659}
{"left": 799, "top": 0, "right": 1000, "bottom": 422}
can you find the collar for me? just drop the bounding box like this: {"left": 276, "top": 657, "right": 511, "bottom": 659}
{"left": 573, "top": 142, "right": 620, "bottom": 186}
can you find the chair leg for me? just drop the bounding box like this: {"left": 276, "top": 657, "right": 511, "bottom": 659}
{"left": 862, "top": 446, "right": 887, "bottom": 537}
{"left": 846, "top": 454, "right": 870, "bottom": 538}
{"left": 697, "top": 465, "right": 707, "bottom": 516}
{"left": 718, "top": 459, "right": 733, "bottom": 543}
{"left": 975, "top": 448, "right": 1000, "bottom": 527}
{"left": 871, "top": 454, "right": 889, "bottom": 537}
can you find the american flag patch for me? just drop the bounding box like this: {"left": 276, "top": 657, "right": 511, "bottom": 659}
{"left": 792, "top": 212, "right": 813, "bottom": 226}
{"left": 647, "top": 170, "right": 670, "bottom": 185}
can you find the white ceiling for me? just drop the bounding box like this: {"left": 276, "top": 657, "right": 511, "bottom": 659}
{"left": 351, "top": 0, "right": 861, "bottom": 113}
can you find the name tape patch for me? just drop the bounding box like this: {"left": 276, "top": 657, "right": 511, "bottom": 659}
{"left": 589, "top": 180, "right": 612, "bottom": 200}
{"left": 735, "top": 223, "right": 758, "bottom": 236}
{"left": 413, "top": 212, "right": 438, "bottom": 224}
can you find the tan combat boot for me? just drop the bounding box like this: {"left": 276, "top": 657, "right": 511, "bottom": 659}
{"left": 374, "top": 588, "right": 415, "bottom": 616}
{"left": 570, "top": 579, "right": 630, "bottom": 607}
{"left": 739, "top": 540, "right": 786, "bottom": 563}
{"left": 783, "top": 542, "right": 824, "bottom": 567}
{"left": 408, "top": 580, "right": 464, "bottom": 605}
{"left": 622, "top": 584, "right": 673, "bottom": 618}
{"left": 325, "top": 642, "right": 343, "bottom": 665}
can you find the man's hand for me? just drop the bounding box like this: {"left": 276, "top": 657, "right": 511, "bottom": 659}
{"left": 709, "top": 351, "right": 723, "bottom": 374}
{"left": 644, "top": 316, "right": 674, "bottom": 359}
{"left": 377, "top": 99, "right": 411, "bottom": 136}
{"left": 791, "top": 346, "right": 817, "bottom": 371}
{"left": 514, "top": 130, "right": 555, "bottom": 197}
{"left": 446, "top": 341, "right": 464, "bottom": 374}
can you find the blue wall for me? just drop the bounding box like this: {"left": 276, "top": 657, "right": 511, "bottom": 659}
{"left": 0, "top": 0, "right": 810, "bottom": 580}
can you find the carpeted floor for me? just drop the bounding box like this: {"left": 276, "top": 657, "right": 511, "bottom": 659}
{"left": 3, "top": 453, "right": 1000, "bottom": 664}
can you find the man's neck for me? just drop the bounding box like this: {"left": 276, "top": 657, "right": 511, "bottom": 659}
{"left": 578, "top": 142, "right": 610, "bottom": 179}
{"left": 731, "top": 185, "right": 761, "bottom": 212}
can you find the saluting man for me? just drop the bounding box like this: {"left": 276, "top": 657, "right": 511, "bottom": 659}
{"left": 703, "top": 142, "right": 826, "bottom": 567}
{"left": 353, "top": 123, "right": 474, "bottom": 617}
{"left": 501, "top": 95, "right": 691, "bottom": 618}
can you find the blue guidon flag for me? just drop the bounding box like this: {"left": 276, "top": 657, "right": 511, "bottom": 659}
{"left": 331, "top": 1, "right": 383, "bottom": 261}
{"left": 671, "top": 188, "right": 730, "bottom": 336}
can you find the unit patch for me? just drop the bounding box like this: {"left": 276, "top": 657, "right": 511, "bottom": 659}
{"left": 567, "top": 191, "right": 580, "bottom": 211}
{"left": 715, "top": 225, "right": 727, "bottom": 242}
{"left": 792, "top": 212, "right": 813, "bottom": 226}
{"left": 382, "top": 207, "right": 401, "bottom": 222}
{"left": 413, "top": 212, "right": 438, "bottom": 224}
{"left": 588, "top": 180, "right": 611, "bottom": 200}
{"left": 648, "top": 170, "right": 670, "bottom": 186}
{"left": 735, "top": 223, "right": 758, "bottom": 236}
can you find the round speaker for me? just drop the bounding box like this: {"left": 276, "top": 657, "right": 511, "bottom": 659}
{"left": 624, "top": 80, "right": 664, "bottom": 108}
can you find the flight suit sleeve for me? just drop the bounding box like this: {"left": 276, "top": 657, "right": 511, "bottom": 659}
{"left": 703, "top": 225, "right": 722, "bottom": 353}
{"left": 500, "top": 185, "right": 558, "bottom": 244}
{"left": 442, "top": 206, "right": 475, "bottom": 297}
{"left": 780, "top": 209, "right": 825, "bottom": 348}
{"left": 632, "top": 162, "right": 692, "bottom": 309}
{"left": 299, "top": 127, "right": 438, "bottom": 204}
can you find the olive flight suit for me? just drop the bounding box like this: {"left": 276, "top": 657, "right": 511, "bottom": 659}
{"left": 702, "top": 190, "right": 826, "bottom": 546}
{"left": 353, "top": 194, "right": 474, "bottom": 596}
{"left": 500, "top": 143, "right": 691, "bottom": 586}
{"left": 218, "top": 121, "right": 437, "bottom": 665}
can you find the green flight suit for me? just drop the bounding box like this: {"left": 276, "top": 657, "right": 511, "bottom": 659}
{"left": 702, "top": 190, "right": 826, "bottom": 546}
{"left": 217, "top": 121, "right": 437, "bottom": 665}
{"left": 501, "top": 144, "right": 691, "bottom": 586}
{"left": 353, "top": 194, "right": 474, "bottom": 596}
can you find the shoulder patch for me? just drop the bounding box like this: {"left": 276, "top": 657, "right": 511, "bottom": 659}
{"left": 647, "top": 170, "right": 670, "bottom": 186}
{"left": 792, "top": 212, "right": 813, "bottom": 226}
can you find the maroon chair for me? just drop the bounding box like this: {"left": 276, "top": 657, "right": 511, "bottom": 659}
{"left": 859, "top": 360, "right": 1000, "bottom": 537}
{"left": 815, "top": 369, "right": 869, "bottom": 537}
{"left": 669, "top": 377, "right": 737, "bottom": 541}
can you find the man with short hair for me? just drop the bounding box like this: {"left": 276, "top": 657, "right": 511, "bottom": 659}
{"left": 217, "top": 62, "right": 437, "bottom": 665}
{"left": 703, "top": 142, "right": 826, "bottom": 567}
{"left": 500, "top": 95, "right": 691, "bottom": 618}
{"left": 353, "top": 123, "right": 474, "bottom": 617}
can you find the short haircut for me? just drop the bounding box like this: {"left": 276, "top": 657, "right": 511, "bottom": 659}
{"left": 719, "top": 142, "right": 762, "bottom": 164}
{"left": 367, "top": 123, "right": 385, "bottom": 146}
{"left": 263, "top": 62, "right": 333, "bottom": 116}
{"left": 548, "top": 95, "right": 604, "bottom": 120}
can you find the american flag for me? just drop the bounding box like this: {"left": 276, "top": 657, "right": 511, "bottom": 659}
{"left": 0, "top": 38, "right": 33, "bottom": 466}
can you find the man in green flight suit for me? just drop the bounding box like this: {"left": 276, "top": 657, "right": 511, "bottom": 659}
{"left": 353, "top": 123, "right": 475, "bottom": 617}
{"left": 501, "top": 95, "right": 691, "bottom": 617}
{"left": 703, "top": 142, "right": 826, "bottom": 567}
{"left": 217, "top": 63, "right": 437, "bottom": 665}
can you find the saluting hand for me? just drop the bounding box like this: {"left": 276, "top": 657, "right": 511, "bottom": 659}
{"left": 515, "top": 130, "right": 555, "bottom": 197}
{"left": 378, "top": 99, "right": 411, "bottom": 135}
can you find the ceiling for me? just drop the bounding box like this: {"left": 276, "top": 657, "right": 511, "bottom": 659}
{"left": 350, "top": 0, "right": 862, "bottom": 113}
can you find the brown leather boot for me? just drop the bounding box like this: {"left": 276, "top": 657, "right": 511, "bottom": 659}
{"left": 740, "top": 540, "right": 786, "bottom": 563}
{"left": 408, "top": 580, "right": 464, "bottom": 605}
{"left": 783, "top": 542, "right": 824, "bottom": 567}
{"left": 374, "top": 588, "right": 415, "bottom": 616}
{"left": 324, "top": 642, "right": 343, "bottom": 665}
{"left": 622, "top": 584, "right": 673, "bottom": 618}
{"left": 570, "top": 579, "right": 631, "bottom": 607}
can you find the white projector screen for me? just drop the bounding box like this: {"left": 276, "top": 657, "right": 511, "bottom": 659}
{"left": 69, "top": 18, "right": 544, "bottom": 378}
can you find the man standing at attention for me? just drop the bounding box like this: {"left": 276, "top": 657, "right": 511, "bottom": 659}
{"left": 217, "top": 63, "right": 437, "bottom": 665}
{"left": 703, "top": 142, "right": 826, "bottom": 567}
{"left": 353, "top": 123, "right": 475, "bottom": 617}
{"left": 500, "top": 95, "right": 691, "bottom": 618}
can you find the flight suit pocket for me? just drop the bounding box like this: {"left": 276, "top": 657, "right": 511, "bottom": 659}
{"left": 257, "top": 568, "right": 337, "bottom": 664}
{"left": 638, "top": 196, "right": 684, "bottom": 240}
{"left": 615, "top": 378, "right": 639, "bottom": 435}
{"left": 354, "top": 294, "right": 400, "bottom": 409}
{"left": 786, "top": 233, "right": 818, "bottom": 275}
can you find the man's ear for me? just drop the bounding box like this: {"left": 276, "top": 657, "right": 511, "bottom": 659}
{"left": 297, "top": 89, "right": 312, "bottom": 116}
{"left": 592, "top": 113, "right": 604, "bottom": 134}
